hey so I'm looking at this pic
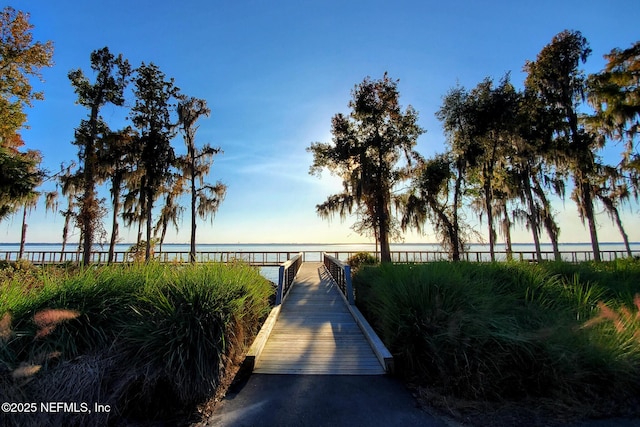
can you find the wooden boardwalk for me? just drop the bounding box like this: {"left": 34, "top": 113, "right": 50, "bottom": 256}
{"left": 254, "top": 263, "right": 386, "bottom": 375}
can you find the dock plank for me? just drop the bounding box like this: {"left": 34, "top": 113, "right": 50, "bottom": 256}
{"left": 254, "top": 262, "right": 386, "bottom": 375}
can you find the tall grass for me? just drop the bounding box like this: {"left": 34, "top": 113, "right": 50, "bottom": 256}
{"left": 119, "top": 262, "right": 273, "bottom": 407}
{"left": 354, "top": 260, "right": 640, "bottom": 409}
{"left": 0, "top": 261, "right": 273, "bottom": 425}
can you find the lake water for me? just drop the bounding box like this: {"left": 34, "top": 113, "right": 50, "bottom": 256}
{"left": 2, "top": 242, "right": 638, "bottom": 283}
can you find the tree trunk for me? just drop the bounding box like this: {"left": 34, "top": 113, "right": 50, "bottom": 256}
{"left": 137, "top": 177, "right": 146, "bottom": 246}
{"left": 190, "top": 147, "right": 197, "bottom": 263}
{"left": 568, "top": 108, "right": 600, "bottom": 262}
{"left": 523, "top": 175, "right": 542, "bottom": 262}
{"left": 145, "top": 189, "right": 153, "bottom": 262}
{"left": 501, "top": 204, "right": 513, "bottom": 261}
{"left": 432, "top": 200, "right": 458, "bottom": 260}
{"left": 484, "top": 177, "right": 495, "bottom": 262}
{"left": 451, "top": 163, "right": 463, "bottom": 262}
{"left": 108, "top": 184, "right": 121, "bottom": 264}
{"left": 158, "top": 226, "right": 166, "bottom": 253}
{"left": 600, "top": 196, "right": 632, "bottom": 257}
{"left": 108, "top": 208, "right": 119, "bottom": 264}
{"left": 580, "top": 179, "right": 601, "bottom": 262}
{"left": 190, "top": 182, "right": 197, "bottom": 263}
{"left": 61, "top": 201, "right": 72, "bottom": 262}
{"left": 543, "top": 214, "right": 561, "bottom": 262}
{"left": 81, "top": 188, "right": 95, "bottom": 267}
{"left": 531, "top": 175, "right": 561, "bottom": 261}
{"left": 81, "top": 103, "right": 102, "bottom": 267}
{"left": 19, "top": 206, "right": 27, "bottom": 260}
{"left": 376, "top": 184, "right": 391, "bottom": 262}
{"left": 378, "top": 200, "right": 391, "bottom": 263}
{"left": 374, "top": 230, "right": 379, "bottom": 262}
{"left": 483, "top": 151, "right": 497, "bottom": 262}
{"left": 610, "top": 204, "right": 632, "bottom": 257}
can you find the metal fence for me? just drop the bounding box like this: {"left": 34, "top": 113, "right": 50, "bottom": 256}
{"left": 276, "top": 252, "right": 303, "bottom": 305}
{"left": 323, "top": 252, "right": 354, "bottom": 304}
{"left": 2, "top": 249, "right": 637, "bottom": 266}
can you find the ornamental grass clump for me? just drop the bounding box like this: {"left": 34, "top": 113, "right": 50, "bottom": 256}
{"left": 0, "top": 261, "right": 274, "bottom": 425}
{"left": 120, "top": 262, "right": 273, "bottom": 408}
{"left": 354, "top": 260, "right": 640, "bottom": 408}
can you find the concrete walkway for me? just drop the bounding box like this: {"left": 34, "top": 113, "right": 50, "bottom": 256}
{"left": 199, "top": 374, "right": 447, "bottom": 427}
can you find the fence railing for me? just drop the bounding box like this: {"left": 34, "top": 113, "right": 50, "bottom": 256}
{"left": 1, "top": 249, "right": 638, "bottom": 266}
{"left": 0, "top": 251, "right": 303, "bottom": 266}
{"left": 323, "top": 252, "right": 354, "bottom": 305}
{"left": 323, "top": 249, "right": 639, "bottom": 263}
{"left": 276, "top": 252, "right": 303, "bottom": 305}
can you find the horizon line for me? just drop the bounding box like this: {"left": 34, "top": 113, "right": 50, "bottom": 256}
{"left": 2, "top": 241, "right": 639, "bottom": 246}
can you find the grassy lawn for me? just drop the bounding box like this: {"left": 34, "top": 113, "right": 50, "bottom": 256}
{"left": 353, "top": 258, "right": 640, "bottom": 421}
{"left": 0, "top": 261, "right": 273, "bottom": 426}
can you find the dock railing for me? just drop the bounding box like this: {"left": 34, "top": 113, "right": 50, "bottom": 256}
{"left": 2, "top": 249, "right": 638, "bottom": 266}
{"left": 323, "top": 252, "right": 354, "bottom": 305}
{"left": 275, "top": 252, "right": 303, "bottom": 305}
{"left": 0, "top": 250, "right": 302, "bottom": 266}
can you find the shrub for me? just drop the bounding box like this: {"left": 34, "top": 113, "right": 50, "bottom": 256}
{"left": 0, "top": 262, "right": 274, "bottom": 424}
{"left": 347, "top": 251, "right": 378, "bottom": 272}
{"left": 119, "top": 262, "right": 272, "bottom": 407}
{"left": 354, "top": 260, "right": 640, "bottom": 408}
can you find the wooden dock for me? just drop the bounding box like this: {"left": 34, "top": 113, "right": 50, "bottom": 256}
{"left": 253, "top": 263, "right": 386, "bottom": 375}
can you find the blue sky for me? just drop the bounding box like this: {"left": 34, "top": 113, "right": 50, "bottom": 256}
{"left": 3, "top": 0, "right": 639, "bottom": 244}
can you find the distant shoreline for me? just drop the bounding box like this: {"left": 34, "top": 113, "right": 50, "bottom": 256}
{"left": 2, "top": 242, "right": 639, "bottom": 246}
{"left": 0, "top": 242, "right": 640, "bottom": 252}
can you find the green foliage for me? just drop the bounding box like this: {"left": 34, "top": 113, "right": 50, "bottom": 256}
{"left": 525, "top": 30, "right": 605, "bottom": 261}
{"left": 402, "top": 155, "right": 468, "bottom": 259}
{"left": 69, "top": 47, "right": 132, "bottom": 265}
{"left": 354, "top": 260, "right": 640, "bottom": 408}
{"left": 587, "top": 42, "right": 640, "bottom": 200}
{"left": 0, "top": 7, "right": 54, "bottom": 143}
{"left": 348, "top": 251, "right": 378, "bottom": 266}
{"left": 0, "top": 262, "right": 273, "bottom": 421}
{"left": 131, "top": 62, "right": 180, "bottom": 261}
{"left": 0, "top": 147, "right": 43, "bottom": 220}
{"left": 347, "top": 252, "right": 378, "bottom": 272}
{"left": 308, "top": 73, "right": 424, "bottom": 262}
{"left": 126, "top": 239, "right": 157, "bottom": 262}
{"left": 176, "top": 96, "right": 226, "bottom": 262}
{"left": 120, "top": 262, "right": 272, "bottom": 405}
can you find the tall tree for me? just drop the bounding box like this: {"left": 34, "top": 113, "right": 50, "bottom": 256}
{"left": 435, "top": 85, "right": 481, "bottom": 261}
{"left": 588, "top": 41, "right": 640, "bottom": 203}
{"left": 587, "top": 41, "right": 640, "bottom": 166}
{"left": 0, "top": 7, "right": 53, "bottom": 144}
{"left": 122, "top": 171, "right": 145, "bottom": 245}
{"left": 130, "top": 62, "right": 179, "bottom": 261}
{"left": 402, "top": 154, "right": 468, "bottom": 259}
{"left": 16, "top": 150, "right": 43, "bottom": 258}
{"left": 100, "top": 127, "right": 137, "bottom": 263}
{"left": 0, "top": 7, "right": 52, "bottom": 219}
{"left": 49, "top": 162, "right": 80, "bottom": 257}
{"left": 176, "top": 96, "right": 226, "bottom": 263}
{"left": 0, "top": 146, "right": 43, "bottom": 221}
{"left": 511, "top": 91, "right": 565, "bottom": 262}
{"left": 18, "top": 172, "right": 58, "bottom": 260}
{"left": 524, "top": 30, "right": 602, "bottom": 261}
{"left": 464, "top": 75, "right": 520, "bottom": 261}
{"left": 154, "top": 174, "right": 185, "bottom": 253}
{"left": 69, "top": 47, "right": 131, "bottom": 266}
{"left": 308, "top": 74, "right": 424, "bottom": 262}
{"left": 592, "top": 165, "right": 634, "bottom": 256}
